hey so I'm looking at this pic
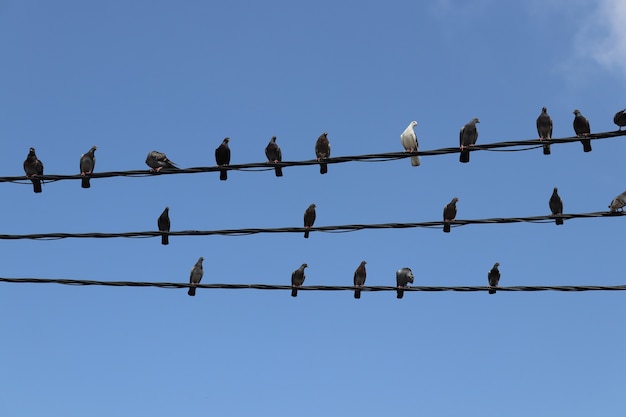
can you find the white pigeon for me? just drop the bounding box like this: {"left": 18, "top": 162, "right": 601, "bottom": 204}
{"left": 609, "top": 190, "right": 626, "bottom": 213}
{"left": 400, "top": 121, "right": 420, "bottom": 166}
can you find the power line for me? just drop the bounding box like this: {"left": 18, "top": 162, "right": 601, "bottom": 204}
{"left": 0, "top": 277, "right": 624, "bottom": 292}
{"left": 0, "top": 210, "right": 622, "bottom": 241}
{"left": 5, "top": 130, "right": 626, "bottom": 186}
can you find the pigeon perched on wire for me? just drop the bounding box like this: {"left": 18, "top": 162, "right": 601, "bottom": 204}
{"left": 265, "top": 136, "right": 283, "bottom": 177}
{"left": 23, "top": 147, "right": 44, "bottom": 193}
{"left": 573, "top": 109, "right": 592, "bottom": 152}
{"left": 157, "top": 207, "right": 170, "bottom": 245}
{"left": 303, "top": 204, "right": 316, "bottom": 238}
{"left": 315, "top": 132, "right": 330, "bottom": 174}
{"left": 549, "top": 188, "right": 564, "bottom": 225}
{"left": 614, "top": 109, "right": 626, "bottom": 131}
{"left": 188, "top": 257, "right": 204, "bottom": 296}
{"left": 443, "top": 197, "right": 458, "bottom": 233}
{"left": 459, "top": 118, "right": 479, "bottom": 163}
{"left": 400, "top": 121, "right": 420, "bottom": 166}
{"left": 396, "top": 267, "right": 414, "bottom": 299}
{"left": 353, "top": 261, "right": 367, "bottom": 299}
{"left": 79, "top": 146, "right": 97, "bottom": 188}
{"left": 215, "top": 138, "right": 231, "bottom": 181}
{"left": 146, "top": 151, "right": 179, "bottom": 172}
{"left": 291, "top": 263, "right": 308, "bottom": 297}
{"left": 608, "top": 190, "right": 626, "bottom": 213}
{"left": 488, "top": 263, "right": 500, "bottom": 294}
{"left": 536, "top": 107, "right": 553, "bottom": 155}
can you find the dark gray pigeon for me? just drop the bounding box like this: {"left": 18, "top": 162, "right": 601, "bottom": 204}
{"left": 291, "top": 263, "right": 308, "bottom": 297}
{"left": 157, "top": 207, "right": 170, "bottom": 245}
{"left": 188, "top": 257, "right": 204, "bottom": 296}
{"left": 536, "top": 107, "right": 553, "bottom": 155}
{"left": 614, "top": 109, "right": 626, "bottom": 130}
{"left": 79, "top": 146, "right": 97, "bottom": 188}
{"left": 23, "top": 147, "right": 44, "bottom": 193}
{"left": 303, "top": 204, "right": 316, "bottom": 238}
{"left": 400, "top": 121, "right": 420, "bottom": 166}
{"left": 573, "top": 109, "right": 591, "bottom": 152}
{"left": 609, "top": 190, "right": 626, "bottom": 213}
{"left": 549, "top": 187, "right": 564, "bottom": 225}
{"left": 315, "top": 132, "right": 330, "bottom": 174}
{"left": 146, "top": 150, "right": 179, "bottom": 172}
{"left": 443, "top": 197, "right": 458, "bottom": 233}
{"left": 488, "top": 262, "right": 500, "bottom": 294}
{"left": 215, "top": 138, "right": 231, "bottom": 180}
{"left": 353, "top": 261, "right": 367, "bottom": 299}
{"left": 396, "top": 267, "right": 414, "bottom": 299}
{"left": 265, "top": 136, "right": 283, "bottom": 177}
{"left": 459, "top": 118, "right": 479, "bottom": 163}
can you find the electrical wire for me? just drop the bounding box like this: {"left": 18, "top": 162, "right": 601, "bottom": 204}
{"left": 0, "top": 277, "right": 624, "bottom": 292}
{"left": 5, "top": 130, "right": 626, "bottom": 186}
{"left": 0, "top": 210, "right": 622, "bottom": 240}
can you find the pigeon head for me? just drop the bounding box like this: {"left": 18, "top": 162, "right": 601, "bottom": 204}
{"left": 542, "top": 107, "right": 547, "bottom": 113}
{"left": 472, "top": 118, "right": 480, "bottom": 124}
{"left": 573, "top": 109, "right": 581, "bottom": 116}
{"left": 223, "top": 137, "right": 230, "bottom": 143}
{"left": 410, "top": 121, "right": 417, "bottom": 127}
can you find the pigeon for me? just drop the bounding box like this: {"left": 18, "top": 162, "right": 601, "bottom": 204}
{"left": 459, "top": 118, "right": 479, "bottom": 163}
{"left": 303, "top": 204, "right": 316, "bottom": 239}
{"left": 400, "top": 121, "right": 420, "bottom": 166}
{"left": 353, "top": 261, "right": 367, "bottom": 299}
{"left": 488, "top": 262, "right": 500, "bottom": 294}
{"left": 609, "top": 190, "right": 626, "bottom": 213}
{"left": 157, "top": 207, "right": 170, "bottom": 245}
{"left": 79, "top": 146, "right": 97, "bottom": 188}
{"left": 573, "top": 109, "right": 592, "bottom": 152}
{"left": 291, "top": 263, "right": 308, "bottom": 297}
{"left": 614, "top": 109, "right": 626, "bottom": 130}
{"left": 443, "top": 197, "right": 459, "bottom": 233}
{"left": 536, "top": 107, "right": 553, "bottom": 155}
{"left": 215, "top": 137, "right": 231, "bottom": 180}
{"left": 396, "top": 267, "right": 414, "bottom": 299}
{"left": 315, "top": 132, "right": 330, "bottom": 174}
{"left": 146, "top": 150, "right": 179, "bottom": 172}
{"left": 265, "top": 136, "right": 283, "bottom": 177}
{"left": 23, "top": 147, "right": 44, "bottom": 193}
{"left": 188, "top": 257, "right": 204, "bottom": 296}
{"left": 549, "top": 187, "right": 564, "bottom": 225}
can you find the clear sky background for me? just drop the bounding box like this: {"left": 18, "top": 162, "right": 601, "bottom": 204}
{"left": 1, "top": 1, "right": 625, "bottom": 416}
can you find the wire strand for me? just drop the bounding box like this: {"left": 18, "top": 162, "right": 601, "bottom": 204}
{"left": 0, "top": 210, "right": 622, "bottom": 240}
{"left": 5, "top": 130, "right": 626, "bottom": 185}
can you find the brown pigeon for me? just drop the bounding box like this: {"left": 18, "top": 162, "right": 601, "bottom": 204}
{"left": 157, "top": 207, "right": 170, "bottom": 245}
{"left": 443, "top": 197, "right": 458, "bottom": 233}
{"left": 303, "top": 204, "right": 316, "bottom": 238}
{"left": 488, "top": 263, "right": 500, "bottom": 294}
{"left": 536, "top": 107, "right": 553, "bottom": 155}
{"left": 549, "top": 188, "right": 564, "bottom": 225}
{"left": 23, "top": 147, "right": 44, "bottom": 193}
{"left": 146, "top": 151, "right": 179, "bottom": 171}
{"left": 215, "top": 138, "right": 231, "bottom": 180}
{"left": 459, "top": 118, "right": 479, "bottom": 163}
{"left": 353, "top": 261, "right": 367, "bottom": 299}
{"left": 265, "top": 136, "right": 283, "bottom": 177}
{"left": 291, "top": 263, "right": 308, "bottom": 297}
{"left": 315, "top": 132, "right": 330, "bottom": 174}
{"left": 188, "top": 257, "right": 204, "bottom": 296}
{"left": 79, "top": 146, "right": 97, "bottom": 188}
{"left": 573, "top": 110, "right": 591, "bottom": 152}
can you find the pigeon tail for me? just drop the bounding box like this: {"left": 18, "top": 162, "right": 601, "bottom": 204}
{"left": 219, "top": 169, "right": 227, "bottom": 181}
{"left": 556, "top": 217, "right": 564, "bottom": 226}
{"left": 582, "top": 139, "right": 592, "bottom": 153}
{"left": 188, "top": 287, "right": 196, "bottom": 296}
{"left": 543, "top": 144, "right": 551, "bottom": 155}
{"left": 396, "top": 289, "right": 404, "bottom": 299}
{"left": 459, "top": 150, "right": 470, "bottom": 163}
{"left": 291, "top": 288, "right": 298, "bottom": 297}
{"left": 31, "top": 179, "right": 42, "bottom": 193}
{"left": 304, "top": 229, "right": 309, "bottom": 239}
{"left": 489, "top": 288, "right": 496, "bottom": 295}
{"left": 443, "top": 222, "right": 451, "bottom": 233}
{"left": 161, "top": 234, "right": 169, "bottom": 245}
{"left": 81, "top": 177, "right": 91, "bottom": 188}
{"left": 320, "top": 163, "right": 327, "bottom": 175}
{"left": 410, "top": 155, "right": 420, "bottom": 167}
{"left": 354, "top": 289, "right": 361, "bottom": 299}
{"left": 275, "top": 166, "right": 283, "bottom": 177}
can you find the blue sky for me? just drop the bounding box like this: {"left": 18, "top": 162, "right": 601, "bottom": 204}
{"left": 1, "top": 1, "right": 626, "bottom": 415}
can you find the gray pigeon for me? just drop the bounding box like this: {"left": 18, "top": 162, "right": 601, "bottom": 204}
{"left": 459, "top": 118, "right": 479, "bottom": 163}
{"left": 609, "top": 190, "right": 626, "bottom": 213}
{"left": 23, "top": 147, "right": 44, "bottom": 193}
{"left": 79, "top": 146, "right": 97, "bottom": 188}
{"left": 315, "top": 132, "right": 330, "bottom": 174}
{"left": 396, "top": 267, "right": 414, "bottom": 299}
{"left": 188, "top": 257, "right": 204, "bottom": 296}
{"left": 488, "top": 262, "right": 500, "bottom": 294}
{"left": 157, "top": 207, "right": 170, "bottom": 245}
{"left": 614, "top": 109, "right": 626, "bottom": 130}
{"left": 400, "top": 121, "right": 420, "bottom": 166}
{"left": 536, "top": 107, "right": 553, "bottom": 155}
{"left": 353, "top": 261, "right": 367, "bottom": 299}
{"left": 146, "top": 150, "right": 179, "bottom": 172}
{"left": 443, "top": 197, "right": 458, "bottom": 233}
{"left": 291, "top": 263, "right": 308, "bottom": 297}
{"left": 549, "top": 187, "right": 564, "bottom": 225}
{"left": 215, "top": 138, "right": 231, "bottom": 181}
{"left": 303, "top": 204, "right": 316, "bottom": 238}
{"left": 265, "top": 136, "right": 283, "bottom": 177}
{"left": 573, "top": 109, "right": 592, "bottom": 152}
